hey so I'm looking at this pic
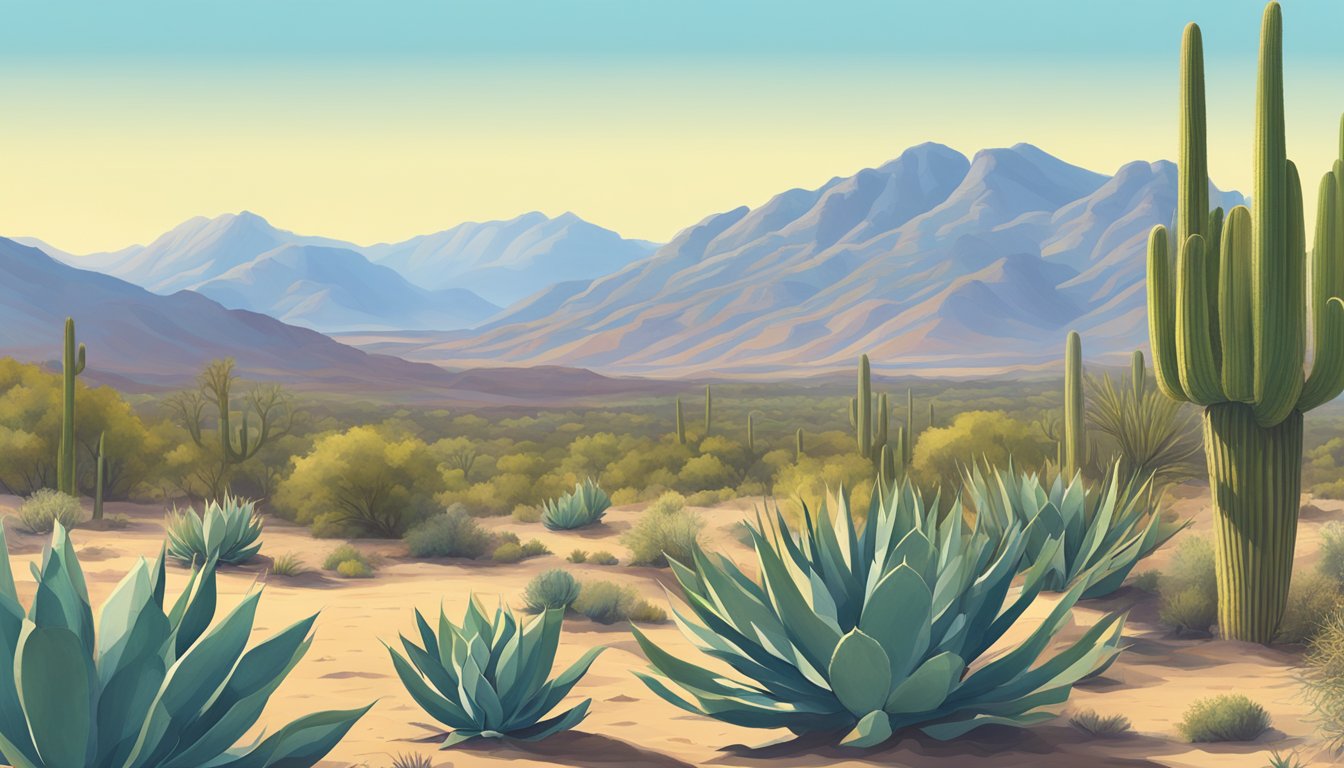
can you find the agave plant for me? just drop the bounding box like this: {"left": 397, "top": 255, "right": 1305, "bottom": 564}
{"left": 632, "top": 482, "right": 1126, "bottom": 747}
{"left": 165, "top": 492, "right": 264, "bottom": 565}
{"left": 386, "top": 598, "right": 604, "bottom": 748}
{"left": 967, "top": 460, "right": 1187, "bottom": 598}
{"left": 541, "top": 478, "right": 611, "bottom": 531}
{"left": 0, "top": 522, "right": 369, "bottom": 767}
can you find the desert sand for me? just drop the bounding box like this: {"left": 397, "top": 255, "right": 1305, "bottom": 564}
{"left": 0, "top": 488, "right": 1338, "bottom": 768}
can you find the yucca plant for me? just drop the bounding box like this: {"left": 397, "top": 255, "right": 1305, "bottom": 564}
{"left": 967, "top": 460, "right": 1187, "bottom": 598}
{"left": 386, "top": 598, "right": 605, "bottom": 748}
{"left": 0, "top": 522, "right": 369, "bottom": 767}
{"left": 632, "top": 482, "right": 1126, "bottom": 747}
{"left": 165, "top": 492, "right": 264, "bottom": 565}
{"left": 541, "top": 478, "right": 610, "bottom": 531}
{"left": 1087, "top": 351, "right": 1203, "bottom": 486}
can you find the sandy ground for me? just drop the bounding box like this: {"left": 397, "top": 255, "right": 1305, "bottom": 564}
{"left": 0, "top": 489, "right": 1340, "bottom": 768}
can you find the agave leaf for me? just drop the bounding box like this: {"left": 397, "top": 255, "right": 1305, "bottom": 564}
{"left": 195, "top": 703, "right": 373, "bottom": 768}
{"left": 883, "top": 651, "right": 962, "bottom": 714}
{"left": 859, "top": 564, "right": 931, "bottom": 682}
{"left": 386, "top": 643, "right": 473, "bottom": 728}
{"left": 840, "top": 710, "right": 893, "bottom": 749}
{"left": 16, "top": 623, "right": 95, "bottom": 768}
{"left": 508, "top": 698, "right": 592, "bottom": 742}
{"left": 828, "top": 629, "right": 891, "bottom": 716}
{"left": 919, "top": 710, "right": 1056, "bottom": 741}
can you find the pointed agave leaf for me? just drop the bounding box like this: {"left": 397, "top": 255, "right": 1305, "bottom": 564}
{"left": 884, "top": 652, "right": 963, "bottom": 714}
{"left": 840, "top": 709, "right": 893, "bottom": 749}
{"left": 828, "top": 629, "right": 891, "bottom": 716}
{"left": 15, "top": 624, "right": 95, "bottom": 768}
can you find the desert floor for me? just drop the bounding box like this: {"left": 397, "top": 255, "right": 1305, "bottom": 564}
{"left": 0, "top": 488, "right": 1339, "bottom": 768}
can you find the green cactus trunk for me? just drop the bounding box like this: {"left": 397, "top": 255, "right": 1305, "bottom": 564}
{"left": 1063, "top": 331, "right": 1084, "bottom": 480}
{"left": 747, "top": 413, "right": 755, "bottom": 455}
{"left": 1203, "top": 403, "right": 1302, "bottom": 642}
{"left": 857, "top": 355, "right": 872, "bottom": 458}
{"left": 704, "top": 385, "right": 712, "bottom": 434}
{"left": 58, "top": 317, "right": 86, "bottom": 496}
{"left": 94, "top": 432, "right": 106, "bottom": 520}
{"left": 795, "top": 428, "right": 804, "bottom": 461}
{"left": 675, "top": 398, "right": 686, "bottom": 445}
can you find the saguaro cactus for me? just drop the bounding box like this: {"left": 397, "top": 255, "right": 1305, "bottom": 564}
{"left": 1062, "top": 331, "right": 1085, "bottom": 480}
{"left": 795, "top": 427, "right": 804, "bottom": 461}
{"left": 1147, "top": 4, "right": 1344, "bottom": 642}
{"left": 857, "top": 355, "right": 873, "bottom": 458}
{"left": 675, "top": 398, "right": 686, "bottom": 445}
{"left": 747, "top": 413, "right": 756, "bottom": 456}
{"left": 94, "top": 431, "right": 106, "bottom": 520}
{"left": 57, "top": 317, "right": 86, "bottom": 496}
{"left": 704, "top": 385, "right": 712, "bottom": 434}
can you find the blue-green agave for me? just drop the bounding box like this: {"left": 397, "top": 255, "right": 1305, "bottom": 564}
{"left": 541, "top": 478, "right": 611, "bottom": 531}
{"left": 386, "top": 598, "right": 605, "bottom": 748}
{"left": 967, "top": 461, "right": 1187, "bottom": 598}
{"left": 632, "top": 482, "right": 1126, "bottom": 747}
{"left": 165, "top": 492, "right": 264, "bottom": 566}
{"left": 0, "top": 522, "right": 369, "bottom": 768}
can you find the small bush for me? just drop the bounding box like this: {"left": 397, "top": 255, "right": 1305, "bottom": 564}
{"left": 572, "top": 580, "right": 665, "bottom": 624}
{"left": 622, "top": 500, "right": 703, "bottom": 567}
{"left": 405, "top": 505, "right": 493, "bottom": 559}
{"left": 336, "top": 559, "right": 374, "bottom": 578}
{"left": 323, "top": 543, "right": 373, "bottom": 571}
{"left": 589, "top": 550, "right": 619, "bottom": 566}
{"left": 521, "top": 539, "right": 550, "bottom": 558}
{"left": 567, "top": 549, "right": 588, "bottom": 563}
{"left": 1068, "top": 709, "right": 1132, "bottom": 737}
{"left": 523, "top": 569, "right": 581, "bottom": 613}
{"left": 270, "top": 552, "right": 304, "bottom": 577}
{"left": 686, "top": 488, "right": 737, "bottom": 506}
{"left": 17, "top": 489, "right": 83, "bottom": 533}
{"left": 512, "top": 504, "right": 541, "bottom": 523}
{"left": 1130, "top": 570, "right": 1160, "bottom": 593}
{"left": 646, "top": 491, "right": 686, "bottom": 517}
{"left": 1320, "top": 522, "right": 1344, "bottom": 587}
{"left": 1177, "top": 694, "right": 1270, "bottom": 742}
{"left": 1277, "top": 571, "right": 1343, "bottom": 644}
{"left": 492, "top": 542, "right": 524, "bottom": 563}
{"left": 1304, "top": 611, "right": 1344, "bottom": 749}
{"left": 1267, "top": 750, "right": 1306, "bottom": 768}
{"left": 1158, "top": 536, "right": 1217, "bottom": 634}
{"left": 389, "top": 754, "right": 432, "bottom": 768}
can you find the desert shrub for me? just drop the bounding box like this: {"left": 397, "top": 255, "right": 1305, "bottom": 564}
{"left": 912, "top": 410, "right": 1049, "bottom": 487}
{"left": 1266, "top": 750, "right": 1306, "bottom": 768}
{"left": 387, "top": 598, "right": 603, "bottom": 746}
{"left": 1085, "top": 364, "right": 1203, "bottom": 485}
{"left": 633, "top": 480, "right": 1125, "bottom": 746}
{"left": 1158, "top": 535, "right": 1218, "bottom": 634}
{"left": 1068, "top": 709, "right": 1132, "bottom": 737}
{"left": 492, "top": 542, "right": 524, "bottom": 563}
{"left": 0, "top": 522, "right": 368, "bottom": 763}
{"left": 16, "top": 488, "right": 83, "bottom": 533}
{"left": 336, "top": 559, "right": 374, "bottom": 578}
{"left": 1320, "top": 522, "right": 1344, "bottom": 586}
{"left": 1277, "top": 571, "right": 1343, "bottom": 644}
{"left": 1177, "top": 694, "right": 1270, "bottom": 742}
{"left": 164, "top": 492, "right": 264, "bottom": 565}
{"left": 512, "top": 504, "right": 541, "bottom": 523}
{"left": 1131, "top": 570, "right": 1161, "bottom": 592}
{"left": 277, "top": 426, "right": 444, "bottom": 537}
{"left": 686, "top": 488, "right": 737, "bottom": 506}
{"left": 1304, "top": 611, "right": 1344, "bottom": 748}
{"left": 541, "top": 478, "right": 611, "bottom": 530}
{"left": 523, "top": 569, "right": 582, "bottom": 613}
{"left": 572, "top": 580, "right": 665, "bottom": 624}
{"left": 323, "top": 543, "right": 374, "bottom": 572}
{"left": 589, "top": 550, "right": 619, "bottom": 566}
{"left": 567, "top": 549, "right": 587, "bottom": 563}
{"left": 389, "top": 754, "right": 432, "bottom": 768}
{"left": 404, "top": 505, "right": 493, "bottom": 559}
{"left": 270, "top": 551, "right": 305, "bottom": 577}
{"left": 521, "top": 538, "right": 550, "bottom": 558}
{"left": 622, "top": 498, "right": 704, "bottom": 567}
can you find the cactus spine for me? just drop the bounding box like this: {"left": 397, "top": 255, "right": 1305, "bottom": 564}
{"left": 1147, "top": 4, "right": 1344, "bottom": 642}
{"left": 57, "top": 317, "right": 86, "bottom": 496}
{"left": 675, "top": 398, "right": 686, "bottom": 445}
{"left": 1062, "top": 331, "right": 1085, "bottom": 480}
{"left": 93, "top": 431, "right": 106, "bottom": 520}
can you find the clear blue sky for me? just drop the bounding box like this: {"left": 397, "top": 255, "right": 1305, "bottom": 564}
{"left": 2, "top": 1, "right": 1342, "bottom": 251}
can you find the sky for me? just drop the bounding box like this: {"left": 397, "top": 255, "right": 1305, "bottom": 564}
{"left": 1, "top": 1, "right": 1343, "bottom": 253}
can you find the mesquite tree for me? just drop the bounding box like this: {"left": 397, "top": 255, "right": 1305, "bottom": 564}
{"left": 1147, "top": 4, "right": 1344, "bottom": 642}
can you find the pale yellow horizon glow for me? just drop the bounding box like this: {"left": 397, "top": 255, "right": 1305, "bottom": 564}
{"left": 1, "top": 62, "right": 1341, "bottom": 254}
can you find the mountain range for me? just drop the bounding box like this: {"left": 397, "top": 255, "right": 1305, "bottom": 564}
{"left": 24, "top": 211, "right": 656, "bottom": 334}
{"left": 348, "top": 142, "right": 1241, "bottom": 375}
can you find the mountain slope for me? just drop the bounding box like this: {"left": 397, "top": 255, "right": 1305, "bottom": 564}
{"left": 362, "top": 211, "right": 659, "bottom": 305}
{"left": 363, "top": 143, "right": 1242, "bottom": 375}
{"left": 191, "top": 244, "right": 500, "bottom": 332}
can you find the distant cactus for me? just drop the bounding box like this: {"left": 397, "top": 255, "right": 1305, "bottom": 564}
{"left": 57, "top": 317, "right": 86, "bottom": 496}
{"left": 1146, "top": 4, "right": 1344, "bottom": 641}
{"left": 747, "top": 413, "right": 755, "bottom": 455}
{"left": 1062, "top": 331, "right": 1085, "bottom": 480}
{"left": 675, "top": 398, "right": 686, "bottom": 445}
{"left": 857, "top": 355, "right": 873, "bottom": 457}
{"left": 93, "top": 431, "right": 106, "bottom": 520}
{"left": 704, "top": 385, "right": 712, "bottom": 434}
{"left": 795, "top": 427, "right": 804, "bottom": 461}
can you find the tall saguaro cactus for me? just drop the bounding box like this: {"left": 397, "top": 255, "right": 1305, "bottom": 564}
{"left": 704, "top": 385, "right": 712, "bottom": 434}
{"left": 57, "top": 317, "right": 86, "bottom": 496}
{"left": 93, "top": 431, "right": 106, "bottom": 520}
{"left": 856, "top": 355, "right": 873, "bottom": 458}
{"left": 1147, "top": 4, "right": 1344, "bottom": 642}
{"left": 675, "top": 398, "right": 686, "bottom": 445}
{"left": 1062, "top": 331, "right": 1085, "bottom": 480}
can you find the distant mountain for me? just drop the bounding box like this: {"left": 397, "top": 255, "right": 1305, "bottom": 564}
{"left": 357, "top": 143, "right": 1242, "bottom": 375}
{"left": 191, "top": 244, "right": 500, "bottom": 333}
{"left": 362, "top": 211, "right": 659, "bottom": 306}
